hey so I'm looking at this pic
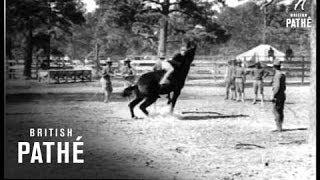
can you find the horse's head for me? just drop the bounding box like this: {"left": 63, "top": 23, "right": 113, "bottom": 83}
{"left": 183, "top": 41, "right": 197, "bottom": 66}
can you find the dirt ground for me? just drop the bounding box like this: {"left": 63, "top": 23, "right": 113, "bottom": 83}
{"left": 4, "top": 85, "right": 315, "bottom": 179}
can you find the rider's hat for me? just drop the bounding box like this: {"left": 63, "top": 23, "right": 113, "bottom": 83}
{"left": 228, "top": 59, "right": 236, "bottom": 64}
{"left": 180, "top": 46, "right": 187, "bottom": 51}
{"left": 273, "top": 60, "right": 281, "bottom": 68}
{"left": 106, "top": 58, "right": 112, "bottom": 64}
{"left": 124, "top": 58, "right": 131, "bottom": 63}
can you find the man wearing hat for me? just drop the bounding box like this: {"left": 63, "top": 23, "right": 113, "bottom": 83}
{"left": 100, "top": 58, "right": 114, "bottom": 103}
{"left": 272, "top": 61, "right": 286, "bottom": 131}
{"left": 224, "top": 59, "right": 236, "bottom": 100}
{"left": 121, "top": 58, "right": 136, "bottom": 88}
{"left": 285, "top": 46, "right": 294, "bottom": 61}
{"left": 234, "top": 60, "right": 247, "bottom": 102}
{"left": 250, "top": 61, "right": 270, "bottom": 105}
{"left": 268, "top": 47, "right": 275, "bottom": 61}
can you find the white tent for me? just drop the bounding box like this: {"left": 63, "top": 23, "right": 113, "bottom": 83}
{"left": 236, "top": 44, "right": 285, "bottom": 62}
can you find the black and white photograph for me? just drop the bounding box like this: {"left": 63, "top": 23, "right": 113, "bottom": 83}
{"left": 4, "top": 0, "right": 316, "bottom": 179}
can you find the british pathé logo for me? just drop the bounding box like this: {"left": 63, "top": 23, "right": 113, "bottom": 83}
{"left": 286, "top": 0, "right": 312, "bottom": 28}
{"left": 18, "top": 128, "right": 84, "bottom": 164}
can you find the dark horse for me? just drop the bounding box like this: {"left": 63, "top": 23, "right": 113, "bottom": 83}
{"left": 123, "top": 41, "right": 197, "bottom": 118}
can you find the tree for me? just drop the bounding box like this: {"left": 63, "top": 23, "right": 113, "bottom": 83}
{"left": 217, "top": 2, "right": 264, "bottom": 50}
{"left": 214, "top": 0, "right": 311, "bottom": 57}
{"left": 139, "top": 0, "right": 228, "bottom": 56}
{"left": 6, "top": 0, "right": 85, "bottom": 77}
{"left": 66, "top": 12, "right": 97, "bottom": 60}
{"left": 98, "top": 0, "right": 229, "bottom": 57}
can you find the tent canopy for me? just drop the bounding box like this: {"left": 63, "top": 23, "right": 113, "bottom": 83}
{"left": 236, "top": 44, "right": 285, "bottom": 62}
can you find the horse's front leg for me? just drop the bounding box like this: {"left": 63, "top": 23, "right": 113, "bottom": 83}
{"left": 170, "top": 90, "right": 181, "bottom": 114}
{"left": 129, "top": 97, "right": 144, "bottom": 118}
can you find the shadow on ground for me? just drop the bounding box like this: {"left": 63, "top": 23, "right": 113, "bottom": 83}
{"left": 179, "top": 114, "right": 249, "bottom": 120}
{"left": 272, "top": 128, "right": 308, "bottom": 132}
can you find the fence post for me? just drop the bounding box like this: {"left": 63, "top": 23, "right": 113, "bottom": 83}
{"left": 301, "top": 56, "right": 305, "bottom": 84}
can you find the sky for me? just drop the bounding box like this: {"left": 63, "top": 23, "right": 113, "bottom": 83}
{"left": 81, "top": 0, "right": 98, "bottom": 13}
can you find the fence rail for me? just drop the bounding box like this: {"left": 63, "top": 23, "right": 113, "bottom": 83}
{"left": 6, "top": 56, "right": 311, "bottom": 85}
{"left": 130, "top": 58, "right": 310, "bottom": 84}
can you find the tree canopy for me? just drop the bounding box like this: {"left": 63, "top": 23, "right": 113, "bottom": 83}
{"left": 6, "top": 0, "right": 86, "bottom": 76}
{"left": 6, "top": 0, "right": 311, "bottom": 77}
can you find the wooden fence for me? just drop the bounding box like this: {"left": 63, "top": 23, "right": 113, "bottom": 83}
{"left": 188, "top": 60, "right": 310, "bottom": 84}
{"left": 130, "top": 56, "right": 310, "bottom": 84}
{"left": 6, "top": 56, "right": 310, "bottom": 85}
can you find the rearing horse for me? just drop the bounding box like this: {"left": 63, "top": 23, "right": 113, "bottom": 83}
{"left": 123, "top": 41, "right": 197, "bottom": 118}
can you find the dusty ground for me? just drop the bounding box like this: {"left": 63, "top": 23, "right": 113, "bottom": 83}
{"left": 4, "top": 85, "right": 315, "bottom": 179}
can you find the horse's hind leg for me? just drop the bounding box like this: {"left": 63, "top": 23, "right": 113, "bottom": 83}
{"left": 129, "top": 97, "right": 144, "bottom": 118}
{"left": 140, "top": 96, "right": 158, "bottom": 116}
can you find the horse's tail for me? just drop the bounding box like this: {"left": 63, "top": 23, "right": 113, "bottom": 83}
{"left": 122, "top": 85, "right": 138, "bottom": 97}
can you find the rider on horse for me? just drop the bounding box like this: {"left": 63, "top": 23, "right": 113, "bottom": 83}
{"left": 153, "top": 46, "right": 187, "bottom": 86}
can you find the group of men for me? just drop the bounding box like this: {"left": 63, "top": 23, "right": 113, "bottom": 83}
{"left": 225, "top": 59, "right": 286, "bottom": 131}
{"left": 225, "top": 60, "right": 270, "bottom": 104}
{"left": 268, "top": 46, "right": 294, "bottom": 61}
{"left": 100, "top": 58, "right": 136, "bottom": 103}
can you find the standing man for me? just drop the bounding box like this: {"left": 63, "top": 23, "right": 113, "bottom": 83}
{"left": 100, "top": 59, "right": 114, "bottom": 103}
{"left": 121, "top": 58, "right": 136, "bottom": 88}
{"left": 272, "top": 61, "right": 286, "bottom": 132}
{"left": 234, "top": 60, "right": 247, "bottom": 102}
{"left": 224, "top": 59, "right": 236, "bottom": 100}
{"left": 251, "top": 62, "right": 269, "bottom": 105}
{"left": 285, "top": 46, "right": 294, "bottom": 61}
{"left": 268, "top": 47, "right": 275, "bottom": 61}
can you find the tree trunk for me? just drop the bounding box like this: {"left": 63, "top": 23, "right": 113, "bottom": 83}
{"left": 262, "top": 7, "right": 266, "bottom": 44}
{"left": 24, "top": 19, "right": 33, "bottom": 78}
{"left": 309, "top": 0, "right": 316, "bottom": 146}
{"left": 158, "top": 17, "right": 168, "bottom": 57}
{"left": 6, "top": 37, "right": 13, "bottom": 60}
{"left": 46, "top": 43, "right": 50, "bottom": 69}
{"left": 46, "top": 1, "right": 51, "bottom": 69}
{"left": 72, "top": 35, "right": 76, "bottom": 60}
{"left": 158, "top": 0, "right": 169, "bottom": 57}
{"left": 95, "top": 41, "right": 100, "bottom": 70}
